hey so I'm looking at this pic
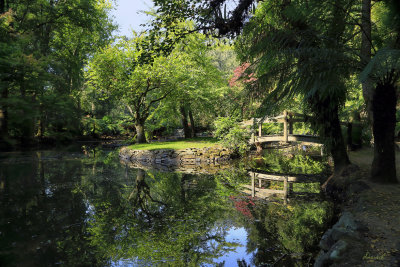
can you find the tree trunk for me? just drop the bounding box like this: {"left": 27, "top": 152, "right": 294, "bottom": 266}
{"left": 20, "top": 82, "right": 35, "bottom": 146}
{"left": 361, "top": 0, "right": 373, "bottom": 122}
{"left": 179, "top": 104, "right": 191, "bottom": 138}
{"left": 135, "top": 123, "right": 146, "bottom": 144}
{"left": 0, "top": 87, "right": 8, "bottom": 141}
{"left": 188, "top": 109, "right": 196, "bottom": 138}
{"left": 312, "top": 98, "right": 351, "bottom": 174}
{"left": 91, "top": 102, "right": 96, "bottom": 137}
{"left": 37, "top": 108, "right": 44, "bottom": 138}
{"left": 328, "top": 110, "right": 351, "bottom": 174}
{"left": 0, "top": 0, "right": 5, "bottom": 13}
{"left": 371, "top": 83, "right": 398, "bottom": 183}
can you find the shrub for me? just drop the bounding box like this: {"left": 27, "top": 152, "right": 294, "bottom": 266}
{"left": 213, "top": 117, "right": 250, "bottom": 155}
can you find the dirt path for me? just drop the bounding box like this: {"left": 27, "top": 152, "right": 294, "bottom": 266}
{"left": 345, "top": 148, "right": 400, "bottom": 266}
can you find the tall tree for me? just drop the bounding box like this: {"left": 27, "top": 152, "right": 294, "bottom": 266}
{"left": 151, "top": 1, "right": 357, "bottom": 178}
{"left": 361, "top": 0, "right": 400, "bottom": 183}
{"left": 0, "top": 0, "right": 115, "bottom": 147}
{"left": 166, "top": 31, "right": 225, "bottom": 138}
{"left": 235, "top": 0, "right": 358, "bottom": 179}
{"left": 361, "top": 0, "right": 373, "bottom": 122}
{"left": 142, "top": 28, "right": 228, "bottom": 139}
{"left": 86, "top": 35, "right": 175, "bottom": 143}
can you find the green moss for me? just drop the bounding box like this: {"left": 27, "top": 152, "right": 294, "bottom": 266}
{"left": 126, "top": 138, "right": 219, "bottom": 151}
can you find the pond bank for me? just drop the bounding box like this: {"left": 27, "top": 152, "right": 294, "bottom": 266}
{"left": 315, "top": 148, "right": 400, "bottom": 266}
{"left": 119, "top": 145, "right": 234, "bottom": 167}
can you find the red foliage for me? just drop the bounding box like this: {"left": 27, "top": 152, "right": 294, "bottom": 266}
{"left": 229, "top": 195, "right": 256, "bottom": 219}
{"left": 229, "top": 63, "right": 257, "bottom": 87}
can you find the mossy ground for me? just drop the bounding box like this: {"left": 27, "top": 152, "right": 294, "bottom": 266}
{"left": 127, "top": 137, "right": 219, "bottom": 151}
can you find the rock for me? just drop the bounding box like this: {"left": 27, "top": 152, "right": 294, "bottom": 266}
{"left": 119, "top": 146, "right": 234, "bottom": 169}
{"left": 314, "top": 250, "right": 331, "bottom": 267}
{"left": 329, "top": 240, "right": 348, "bottom": 260}
{"left": 336, "top": 212, "right": 358, "bottom": 231}
{"left": 319, "top": 229, "right": 335, "bottom": 251}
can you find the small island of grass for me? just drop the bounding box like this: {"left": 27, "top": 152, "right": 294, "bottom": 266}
{"left": 126, "top": 137, "right": 219, "bottom": 151}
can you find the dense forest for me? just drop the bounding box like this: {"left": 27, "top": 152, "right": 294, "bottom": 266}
{"left": 0, "top": 0, "right": 399, "bottom": 185}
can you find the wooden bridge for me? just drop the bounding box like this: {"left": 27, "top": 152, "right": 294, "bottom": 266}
{"left": 242, "top": 171, "right": 321, "bottom": 204}
{"left": 243, "top": 110, "right": 322, "bottom": 145}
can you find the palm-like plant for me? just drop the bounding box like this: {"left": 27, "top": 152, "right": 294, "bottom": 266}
{"left": 236, "top": 0, "right": 360, "bottom": 177}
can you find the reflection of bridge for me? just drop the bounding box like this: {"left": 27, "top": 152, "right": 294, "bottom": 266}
{"left": 243, "top": 110, "right": 322, "bottom": 145}
{"left": 242, "top": 171, "right": 321, "bottom": 203}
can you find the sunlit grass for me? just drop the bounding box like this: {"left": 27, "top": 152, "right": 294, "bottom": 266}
{"left": 127, "top": 137, "right": 219, "bottom": 150}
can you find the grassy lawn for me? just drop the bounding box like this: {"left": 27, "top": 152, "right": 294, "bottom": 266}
{"left": 126, "top": 137, "right": 219, "bottom": 151}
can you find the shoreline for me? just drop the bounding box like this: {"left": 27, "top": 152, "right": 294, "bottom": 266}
{"left": 315, "top": 148, "right": 400, "bottom": 266}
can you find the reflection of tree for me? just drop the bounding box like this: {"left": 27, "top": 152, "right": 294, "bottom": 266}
{"left": 237, "top": 199, "right": 333, "bottom": 266}
{"left": 128, "top": 169, "right": 167, "bottom": 223}
{"left": 0, "top": 152, "right": 108, "bottom": 266}
{"left": 0, "top": 149, "right": 334, "bottom": 266}
{"left": 86, "top": 169, "right": 239, "bottom": 265}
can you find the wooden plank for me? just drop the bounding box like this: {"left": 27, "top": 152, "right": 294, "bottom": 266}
{"left": 288, "top": 135, "right": 322, "bottom": 143}
{"left": 253, "top": 134, "right": 323, "bottom": 144}
{"left": 287, "top": 111, "right": 304, "bottom": 117}
{"left": 240, "top": 119, "right": 254, "bottom": 126}
{"left": 287, "top": 118, "right": 308, "bottom": 123}
{"left": 242, "top": 186, "right": 286, "bottom": 195}
{"left": 249, "top": 171, "right": 320, "bottom": 183}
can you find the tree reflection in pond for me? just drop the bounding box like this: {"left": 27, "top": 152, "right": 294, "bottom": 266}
{"left": 0, "top": 151, "right": 110, "bottom": 266}
{"left": 86, "top": 167, "right": 240, "bottom": 266}
{"left": 0, "top": 148, "right": 333, "bottom": 266}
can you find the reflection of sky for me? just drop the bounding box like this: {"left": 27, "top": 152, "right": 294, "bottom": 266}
{"left": 212, "top": 227, "right": 254, "bottom": 266}
{"left": 107, "top": 192, "right": 255, "bottom": 266}
{"left": 111, "top": 226, "right": 254, "bottom": 267}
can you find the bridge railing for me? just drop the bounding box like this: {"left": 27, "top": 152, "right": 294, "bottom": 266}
{"left": 245, "top": 110, "right": 317, "bottom": 144}
{"left": 242, "top": 171, "right": 322, "bottom": 204}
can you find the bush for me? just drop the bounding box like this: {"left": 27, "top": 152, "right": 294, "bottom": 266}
{"left": 213, "top": 117, "right": 250, "bottom": 155}
{"left": 262, "top": 122, "right": 282, "bottom": 135}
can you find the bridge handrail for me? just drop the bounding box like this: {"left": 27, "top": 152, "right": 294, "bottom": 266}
{"left": 249, "top": 171, "right": 322, "bottom": 183}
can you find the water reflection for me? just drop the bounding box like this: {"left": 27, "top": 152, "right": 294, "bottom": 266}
{"left": 0, "top": 147, "right": 333, "bottom": 266}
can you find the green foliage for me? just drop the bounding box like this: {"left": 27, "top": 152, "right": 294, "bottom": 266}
{"left": 275, "top": 201, "right": 333, "bottom": 253}
{"left": 213, "top": 117, "right": 249, "bottom": 155}
{"left": 255, "top": 149, "right": 327, "bottom": 175}
{"left": 0, "top": 0, "right": 115, "bottom": 144}
{"left": 86, "top": 33, "right": 179, "bottom": 142}
{"left": 85, "top": 168, "right": 237, "bottom": 265}
{"left": 261, "top": 123, "right": 283, "bottom": 135}
{"left": 242, "top": 198, "right": 333, "bottom": 264}
{"left": 148, "top": 27, "right": 229, "bottom": 135}
{"left": 234, "top": 0, "right": 362, "bottom": 162}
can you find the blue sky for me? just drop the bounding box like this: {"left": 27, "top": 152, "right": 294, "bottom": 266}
{"left": 111, "top": 0, "right": 154, "bottom": 37}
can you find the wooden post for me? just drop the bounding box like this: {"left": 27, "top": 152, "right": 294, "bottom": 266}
{"left": 283, "top": 176, "right": 288, "bottom": 205}
{"left": 259, "top": 122, "right": 262, "bottom": 137}
{"left": 283, "top": 110, "right": 288, "bottom": 143}
{"left": 259, "top": 178, "right": 262, "bottom": 188}
{"left": 289, "top": 115, "right": 293, "bottom": 135}
{"left": 251, "top": 173, "right": 255, "bottom": 197}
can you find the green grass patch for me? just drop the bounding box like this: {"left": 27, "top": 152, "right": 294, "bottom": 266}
{"left": 127, "top": 137, "right": 219, "bottom": 151}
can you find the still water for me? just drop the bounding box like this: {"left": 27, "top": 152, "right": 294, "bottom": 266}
{"left": 0, "top": 146, "right": 332, "bottom": 266}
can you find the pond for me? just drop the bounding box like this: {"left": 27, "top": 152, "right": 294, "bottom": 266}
{"left": 0, "top": 145, "right": 333, "bottom": 266}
